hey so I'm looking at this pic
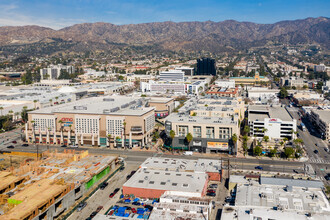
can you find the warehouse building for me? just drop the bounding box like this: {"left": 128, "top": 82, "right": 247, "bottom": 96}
{"left": 123, "top": 168, "right": 209, "bottom": 198}
{"left": 248, "top": 105, "right": 297, "bottom": 140}
{"left": 140, "top": 157, "right": 222, "bottom": 181}
{"left": 26, "top": 95, "right": 155, "bottom": 147}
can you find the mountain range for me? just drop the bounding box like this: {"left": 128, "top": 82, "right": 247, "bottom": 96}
{"left": 0, "top": 17, "right": 328, "bottom": 55}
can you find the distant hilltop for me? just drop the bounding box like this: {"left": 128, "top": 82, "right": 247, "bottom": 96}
{"left": 0, "top": 17, "right": 328, "bottom": 55}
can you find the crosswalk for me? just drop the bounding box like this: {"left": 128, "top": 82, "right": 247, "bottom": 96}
{"left": 309, "top": 157, "right": 330, "bottom": 164}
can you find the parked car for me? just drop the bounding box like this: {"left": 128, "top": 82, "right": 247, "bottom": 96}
{"left": 126, "top": 174, "right": 132, "bottom": 180}
{"left": 209, "top": 184, "right": 218, "bottom": 189}
{"left": 100, "top": 182, "right": 108, "bottom": 190}
{"left": 109, "top": 193, "right": 115, "bottom": 198}
{"left": 206, "top": 192, "right": 216, "bottom": 197}
{"left": 89, "top": 211, "right": 98, "bottom": 218}
{"left": 314, "top": 150, "right": 319, "bottom": 154}
{"left": 130, "top": 170, "right": 136, "bottom": 175}
{"left": 114, "top": 188, "right": 120, "bottom": 193}
{"left": 207, "top": 189, "right": 216, "bottom": 194}
{"left": 120, "top": 166, "right": 125, "bottom": 171}
{"left": 12, "top": 140, "right": 17, "bottom": 144}
{"left": 255, "top": 166, "right": 263, "bottom": 170}
{"left": 77, "top": 202, "right": 87, "bottom": 212}
{"left": 96, "top": 206, "right": 103, "bottom": 213}
{"left": 324, "top": 147, "right": 329, "bottom": 153}
{"left": 7, "top": 145, "right": 14, "bottom": 149}
{"left": 325, "top": 174, "right": 330, "bottom": 181}
{"left": 22, "top": 144, "right": 29, "bottom": 147}
{"left": 131, "top": 208, "right": 137, "bottom": 213}
{"left": 132, "top": 201, "right": 141, "bottom": 206}
{"left": 144, "top": 205, "right": 153, "bottom": 211}
{"left": 61, "top": 145, "right": 67, "bottom": 148}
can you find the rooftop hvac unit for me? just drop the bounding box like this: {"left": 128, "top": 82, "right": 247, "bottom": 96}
{"left": 103, "top": 98, "right": 115, "bottom": 101}
{"left": 110, "top": 107, "right": 120, "bottom": 112}
{"left": 74, "top": 106, "right": 87, "bottom": 110}
{"left": 121, "top": 103, "right": 129, "bottom": 108}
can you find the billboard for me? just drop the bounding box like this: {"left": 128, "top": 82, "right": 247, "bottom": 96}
{"left": 60, "top": 117, "right": 73, "bottom": 127}
{"left": 207, "top": 142, "right": 229, "bottom": 150}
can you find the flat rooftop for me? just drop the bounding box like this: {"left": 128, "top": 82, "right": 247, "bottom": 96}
{"left": 31, "top": 95, "right": 154, "bottom": 116}
{"left": 140, "top": 157, "right": 221, "bottom": 173}
{"left": 223, "top": 175, "right": 330, "bottom": 220}
{"left": 248, "top": 105, "right": 293, "bottom": 121}
{"left": 166, "top": 113, "right": 238, "bottom": 126}
{"left": 123, "top": 168, "right": 208, "bottom": 194}
{"left": 312, "top": 110, "right": 330, "bottom": 124}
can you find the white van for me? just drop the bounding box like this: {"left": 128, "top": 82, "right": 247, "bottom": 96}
{"left": 183, "top": 151, "right": 193, "bottom": 156}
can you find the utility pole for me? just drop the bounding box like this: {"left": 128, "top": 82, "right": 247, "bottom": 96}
{"left": 36, "top": 145, "right": 39, "bottom": 161}
{"left": 10, "top": 156, "right": 12, "bottom": 167}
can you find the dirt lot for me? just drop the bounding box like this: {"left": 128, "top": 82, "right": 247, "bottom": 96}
{"left": 0, "top": 154, "right": 34, "bottom": 170}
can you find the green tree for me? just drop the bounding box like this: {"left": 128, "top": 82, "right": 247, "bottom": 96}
{"left": 169, "top": 130, "right": 176, "bottom": 152}
{"left": 185, "top": 133, "right": 193, "bottom": 151}
{"left": 58, "top": 69, "right": 70, "bottom": 79}
{"left": 270, "top": 148, "right": 277, "bottom": 157}
{"left": 243, "top": 125, "right": 250, "bottom": 135}
{"left": 232, "top": 133, "right": 238, "bottom": 155}
{"left": 279, "top": 87, "right": 288, "bottom": 99}
{"left": 253, "top": 146, "right": 262, "bottom": 156}
{"left": 263, "top": 136, "right": 269, "bottom": 144}
{"left": 107, "top": 134, "right": 112, "bottom": 148}
{"left": 284, "top": 147, "right": 295, "bottom": 158}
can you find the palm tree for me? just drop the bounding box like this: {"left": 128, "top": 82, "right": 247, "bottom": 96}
{"left": 262, "top": 128, "right": 268, "bottom": 134}
{"left": 58, "top": 120, "right": 63, "bottom": 144}
{"left": 55, "top": 97, "right": 59, "bottom": 104}
{"left": 169, "top": 130, "right": 175, "bottom": 153}
{"left": 122, "top": 122, "right": 127, "bottom": 149}
{"left": 185, "top": 133, "right": 193, "bottom": 151}
{"left": 232, "top": 133, "right": 238, "bottom": 155}
{"left": 33, "top": 100, "right": 37, "bottom": 109}
{"left": 115, "top": 136, "right": 120, "bottom": 148}
{"left": 243, "top": 125, "right": 250, "bottom": 135}
{"left": 107, "top": 134, "right": 112, "bottom": 148}
{"left": 8, "top": 110, "right": 14, "bottom": 120}
{"left": 49, "top": 99, "right": 53, "bottom": 106}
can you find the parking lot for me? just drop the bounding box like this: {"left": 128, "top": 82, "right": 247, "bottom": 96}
{"left": 67, "top": 163, "right": 139, "bottom": 220}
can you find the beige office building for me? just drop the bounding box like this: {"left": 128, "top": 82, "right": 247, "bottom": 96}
{"left": 25, "top": 96, "right": 155, "bottom": 147}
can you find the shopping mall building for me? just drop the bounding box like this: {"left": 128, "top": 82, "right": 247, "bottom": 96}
{"left": 25, "top": 96, "right": 155, "bottom": 147}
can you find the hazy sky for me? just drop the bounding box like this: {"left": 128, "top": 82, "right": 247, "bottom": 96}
{"left": 0, "top": 0, "right": 329, "bottom": 29}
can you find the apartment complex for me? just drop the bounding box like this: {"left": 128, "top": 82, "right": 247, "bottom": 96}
{"left": 248, "top": 105, "right": 297, "bottom": 140}
{"left": 40, "top": 64, "right": 75, "bottom": 80}
{"left": 25, "top": 95, "right": 155, "bottom": 148}
{"left": 310, "top": 109, "right": 330, "bottom": 142}
{"left": 165, "top": 114, "right": 239, "bottom": 153}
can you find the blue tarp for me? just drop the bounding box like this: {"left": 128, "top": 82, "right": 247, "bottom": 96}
{"left": 137, "top": 208, "right": 144, "bottom": 214}
{"left": 120, "top": 194, "right": 124, "bottom": 199}
{"left": 137, "top": 215, "right": 143, "bottom": 219}
{"left": 118, "top": 207, "right": 127, "bottom": 213}
{"left": 133, "top": 198, "right": 140, "bottom": 202}
{"left": 124, "top": 199, "right": 131, "bottom": 203}
{"left": 124, "top": 213, "right": 130, "bottom": 217}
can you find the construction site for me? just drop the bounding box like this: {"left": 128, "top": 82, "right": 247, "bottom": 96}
{"left": 0, "top": 149, "right": 118, "bottom": 220}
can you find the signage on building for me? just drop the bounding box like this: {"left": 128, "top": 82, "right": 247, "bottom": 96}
{"left": 60, "top": 118, "right": 73, "bottom": 127}
{"left": 193, "top": 140, "right": 202, "bottom": 146}
{"left": 207, "top": 142, "right": 228, "bottom": 150}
